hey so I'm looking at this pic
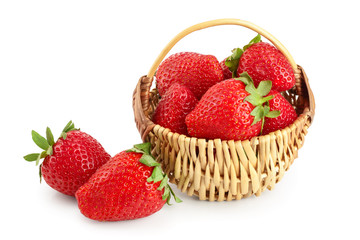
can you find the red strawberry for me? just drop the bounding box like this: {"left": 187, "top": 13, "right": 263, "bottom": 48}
{"left": 185, "top": 74, "right": 254, "bottom": 141}
{"left": 220, "top": 58, "right": 233, "bottom": 79}
{"left": 152, "top": 83, "right": 198, "bottom": 135}
{"left": 237, "top": 40, "right": 295, "bottom": 92}
{"left": 156, "top": 52, "right": 224, "bottom": 99}
{"left": 75, "top": 143, "right": 181, "bottom": 221}
{"left": 186, "top": 73, "right": 281, "bottom": 141}
{"left": 262, "top": 90, "right": 298, "bottom": 135}
{"left": 24, "top": 121, "right": 110, "bottom": 196}
{"left": 224, "top": 34, "right": 295, "bottom": 92}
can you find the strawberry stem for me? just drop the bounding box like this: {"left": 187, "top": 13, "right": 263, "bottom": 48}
{"left": 260, "top": 118, "right": 265, "bottom": 135}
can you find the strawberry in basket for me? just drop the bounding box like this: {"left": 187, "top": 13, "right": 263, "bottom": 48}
{"left": 156, "top": 52, "right": 224, "bottom": 99}
{"left": 152, "top": 83, "right": 198, "bottom": 135}
{"left": 261, "top": 90, "right": 298, "bottom": 135}
{"left": 186, "top": 73, "right": 278, "bottom": 140}
{"left": 186, "top": 72, "right": 298, "bottom": 140}
{"left": 223, "top": 35, "right": 296, "bottom": 92}
{"left": 220, "top": 57, "right": 233, "bottom": 79}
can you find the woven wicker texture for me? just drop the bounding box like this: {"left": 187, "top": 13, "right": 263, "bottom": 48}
{"left": 133, "top": 19, "right": 315, "bottom": 201}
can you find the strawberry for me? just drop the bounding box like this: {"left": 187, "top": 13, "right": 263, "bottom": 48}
{"left": 185, "top": 73, "right": 279, "bottom": 141}
{"left": 24, "top": 121, "right": 111, "bottom": 196}
{"left": 224, "top": 35, "right": 295, "bottom": 92}
{"left": 156, "top": 52, "right": 224, "bottom": 99}
{"left": 262, "top": 90, "right": 298, "bottom": 135}
{"left": 75, "top": 143, "right": 181, "bottom": 221}
{"left": 220, "top": 58, "right": 233, "bottom": 79}
{"left": 152, "top": 83, "right": 198, "bottom": 135}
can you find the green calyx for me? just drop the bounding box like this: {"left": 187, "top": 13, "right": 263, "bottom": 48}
{"left": 127, "top": 142, "right": 182, "bottom": 205}
{"left": 235, "top": 72, "right": 280, "bottom": 134}
{"left": 225, "top": 48, "right": 244, "bottom": 78}
{"left": 243, "top": 34, "right": 262, "bottom": 51}
{"left": 23, "top": 120, "right": 79, "bottom": 182}
{"left": 224, "top": 34, "right": 262, "bottom": 78}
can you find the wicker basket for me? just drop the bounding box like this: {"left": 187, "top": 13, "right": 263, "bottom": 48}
{"left": 133, "top": 19, "right": 315, "bottom": 201}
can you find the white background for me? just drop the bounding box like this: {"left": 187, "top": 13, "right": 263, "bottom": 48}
{"left": 1, "top": 0, "right": 359, "bottom": 239}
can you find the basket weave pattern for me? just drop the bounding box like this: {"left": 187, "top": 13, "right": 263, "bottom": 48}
{"left": 132, "top": 19, "right": 315, "bottom": 201}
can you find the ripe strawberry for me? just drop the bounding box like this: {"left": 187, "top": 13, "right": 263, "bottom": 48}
{"left": 262, "top": 90, "right": 298, "bottom": 135}
{"left": 237, "top": 40, "right": 295, "bottom": 92}
{"left": 220, "top": 58, "right": 233, "bottom": 79}
{"left": 152, "top": 83, "right": 198, "bottom": 135}
{"left": 186, "top": 73, "right": 276, "bottom": 140}
{"left": 156, "top": 52, "right": 224, "bottom": 99}
{"left": 224, "top": 34, "right": 295, "bottom": 92}
{"left": 185, "top": 77, "right": 259, "bottom": 141}
{"left": 75, "top": 143, "right": 181, "bottom": 221}
{"left": 24, "top": 121, "right": 111, "bottom": 196}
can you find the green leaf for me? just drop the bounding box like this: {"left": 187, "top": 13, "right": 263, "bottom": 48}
{"left": 62, "top": 120, "right": 78, "bottom": 135}
{"left": 263, "top": 105, "right": 270, "bottom": 116}
{"left": 24, "top": 153, "right": 40, "bottom": 162}
{"left": 32, "top": 130, "right": 50, "bottom": 151}
{"left": 46, "top": 145, "right": 53, "bottom": 156}
{"left": 250, "top": 105, "right": 262, "bottom": 117}
{"left": 257, "top": 81, "right": 272, "bottom": 97}
{"left": 236, "top": 72, "right": 253, "bottom": 86}
{"left": 250, "top": 106, "right": 264, "bottom": 125}
{"left": 133, "top": 142, "right": 151, "bottom": 155}
{"left": 62, "top": 120, "right": 73, "bottom": 133}
{"left": 162, "top": 185, "right": 170, "bottom": 201}
{"left": 46, "top": 127, "right": 55, "bottom": 146}
{"left": 40, "top": 151, "right": 47, "bottom": 159}
{"left": 126, "top": 147, "right": 143, "bottom": 153}
{"left": 157, "top": 175, "right": 169, "bottom": 191}
{"left": 169, "top": 186, "right": 182, "bottom": 203}
{"left": 61, "top": 132, "right": 67, "bottom": 140}
{"left": 245, "top": 83, "right": 259, "bottom": 97}
{"left": 244, "top": 93, "right": 260, "bottom": 106}
{"left": 174, "top": 196, "right": 182, "bottom": 203}
{"left": 266, "top": 110, "right": 281, "bottom": 118}
{"left": 260, "top": 95, "right": 274, "bottom": 104}
{"left": 35, "top": 152, "right": 44, "bottom": 166}
{"left": 39, "top": 163, "right": 42, "bottom": 183}
{"left": 225, "top": 48, "right": 244, "bottom": 77}
{"left": 139, "top": 154, "right": 160, "bottom": 167}
{"left": 243, "top": 34, "right": 262, "bottom": 51}
{"left": 147, "top": 166, "right": 163, "bottom": 183}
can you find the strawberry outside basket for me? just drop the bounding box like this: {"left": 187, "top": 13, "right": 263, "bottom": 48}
{"left": 132, "top": 19, "right": 315, "bottom": 201}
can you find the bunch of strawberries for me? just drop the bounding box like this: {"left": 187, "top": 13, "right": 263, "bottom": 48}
{"left": 24, "top": 121, "right": 181, "bottom": 222}
{"left": 24, "top": 34, "right": 298, "bottom": 223}
{"left": 153, "top": 34, "right": 298, "bottom": 140}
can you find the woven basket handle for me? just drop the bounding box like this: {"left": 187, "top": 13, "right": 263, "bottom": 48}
{"left": 147, "top": 18, "right": 298, "bottom": 78}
